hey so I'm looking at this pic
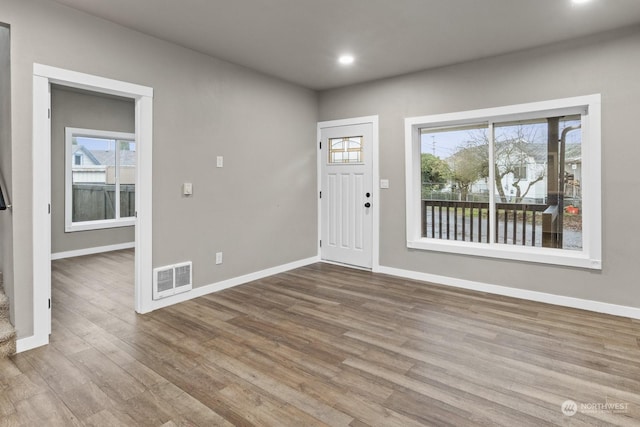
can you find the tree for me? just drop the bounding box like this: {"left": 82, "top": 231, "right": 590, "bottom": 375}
{"left": 448, "top": 142, "right": 487, "bottom": 201}
{"left": 464, "top": 125, "right": 545, "bottom": 203}
{"left": 493, "top": 126, "right": 545, "bottom": 203}
{"left": 421, "top": 153, "right": 450, "bottom": 189}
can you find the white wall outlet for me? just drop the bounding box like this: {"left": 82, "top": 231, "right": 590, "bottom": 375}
{"left": 215, "top": 252, "right": 223, "bottom": 265}
{"left": 216, "top": 156, "right": 223, "bottom": 168}
{"left": 183, "top": 182, "right": 193, "bottom": 195}
{"left": 380, "top": 179, "right": 389, "bottom": 189}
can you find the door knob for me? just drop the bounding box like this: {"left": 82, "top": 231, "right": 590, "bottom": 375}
{"left": 364, "top": 202, "right": 371, "bottom": 208}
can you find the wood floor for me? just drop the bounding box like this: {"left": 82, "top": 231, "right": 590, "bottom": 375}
{"left": 1, "top": 249, "right": 639, "bottom": 426}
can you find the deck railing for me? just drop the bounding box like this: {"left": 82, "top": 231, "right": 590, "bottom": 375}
{"left": 421, "top": 200, "right": 552, "bottom": 247}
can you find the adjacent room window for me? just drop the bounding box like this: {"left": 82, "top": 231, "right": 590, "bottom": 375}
{"left": 405, "top": 95, "right": 601, "bottom": 269}
{"left": 65, "top": 127, "right": 136, "bottom": 232}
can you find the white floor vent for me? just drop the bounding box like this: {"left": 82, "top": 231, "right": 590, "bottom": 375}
{"left": 153, "top": 262, "right": 192, "bottom": 300}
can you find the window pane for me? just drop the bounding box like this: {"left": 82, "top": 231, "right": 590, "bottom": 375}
{"left": 420, "top": 124, "right": 490, "bottom": 242}
{"left": 71, "top": 137, "right": 116, "bottom": 222}
{"left": 329, "top": 136, "right": 363, "bottom": 163}
{"left": 119, "top": 140, "right": 136, "bottom": 218}
{"left": 493, "top": 116, "right": 582, "bottom": 250}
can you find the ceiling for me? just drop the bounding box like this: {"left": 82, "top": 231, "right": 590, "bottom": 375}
{"left": 50, "top": 0, "right": 640, "bottom": 90}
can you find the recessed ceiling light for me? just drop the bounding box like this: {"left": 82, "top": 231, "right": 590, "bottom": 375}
{"left": 572, "top": 0, "right": 591, "bottom": 4}
{"left": 338, "top": 54, "right": 355, "bottom": 65}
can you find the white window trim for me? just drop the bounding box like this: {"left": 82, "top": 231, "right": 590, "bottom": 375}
{"left": 65, "top": 127, "right": 136, "bottom": 232}
{"left": 404, "top": 94, "right": 601, "bottom": 270}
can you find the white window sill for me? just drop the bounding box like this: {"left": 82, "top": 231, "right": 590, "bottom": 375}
{"left": 65, "top": 218, "right": 136, "bottom": 233}
{"left": 407, "top": 239, "right": 601, "bottom": 270}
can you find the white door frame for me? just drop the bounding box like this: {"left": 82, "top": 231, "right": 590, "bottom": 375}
{"left": 317, "top": 115, "right": 379, "bottom": 272}
{"left": 21, "top": 64, "right": 154, "bottom": 352}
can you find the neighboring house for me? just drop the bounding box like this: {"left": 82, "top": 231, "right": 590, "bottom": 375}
{"left": 450, "top": 142, "right": 582, "bottom": 204}
{"left": 71, "top": 145, "right": 136, "bottom": 185}
{"left": 564, "top": 145, "right": 582, "bottom": 201}
{"left": 507, "top": 143, "right": 582, "bottom": 205}
{"left": 496, "top": 142, "right": 549, "bottom": 204}
{"left": 71, "top": 145, "right": 105, "bottom": 183}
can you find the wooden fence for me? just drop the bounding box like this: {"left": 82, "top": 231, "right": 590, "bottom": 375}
{"left": 72, "top": 184, "right": 135, "bottom": 222}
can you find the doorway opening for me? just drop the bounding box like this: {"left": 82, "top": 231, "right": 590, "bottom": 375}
{"left": 24, "top": 65, "right": 153, "bottom": 352}
{"left": 51, "top": 86, "right": 136, "bottom": 256}
{"left": 49, "top": 86, "right": 136, "bottom": 339}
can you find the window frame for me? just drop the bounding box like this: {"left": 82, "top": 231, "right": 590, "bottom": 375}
{"left": 513, "top": 165, "right": 528, "bottom": 181}
{"left": 65, "top": 127, "right": 136, "bottom": 232}
{"left": 404, "top": 94, "right": 601, "bottom": 269}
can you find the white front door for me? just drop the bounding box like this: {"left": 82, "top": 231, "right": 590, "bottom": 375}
{"left": 320, "top": 122, "right": 373, "bottom": 268}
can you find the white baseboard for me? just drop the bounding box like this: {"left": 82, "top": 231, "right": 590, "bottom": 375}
{"left": 51, "top": 242, "right": 135, "bottom": 260}
{"left": 21, "top": 254, "right": 635, "bottom": 353}
{"left": 144, "top": 255, "right": 321, "bottom": 312}
{"left": 378, "top": 266, "right": 640, "bottom": 320}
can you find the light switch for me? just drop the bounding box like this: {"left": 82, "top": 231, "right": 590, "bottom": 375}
{"left": 380, "top": 179, "right": 389, "bottom": 189}
{"left": 183, "top": 182, "right": 193, "bottom": 195}
{"left": 216, "top": 156, "right": 223, "bottom": 168}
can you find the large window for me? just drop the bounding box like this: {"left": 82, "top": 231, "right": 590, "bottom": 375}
{"left": 405, "top": 95, "right": 601, "bottom": 269}
{"left": 65, "top": 128, "right": 136, "bottom": 232}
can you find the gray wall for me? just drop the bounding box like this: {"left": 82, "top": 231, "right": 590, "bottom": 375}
{"left": 8, "top": 0, "right": 637, "bottom": 341}
{"left": 51, "top": 86, "right": 135, "bottom": 254}
{"left": 2, "top": 0, "right": 318, "bottom": 338}
{"left": 319, "top": 26, "right": 640, "bottom": 309}
{"left": 0, "top": 24, "right": 14, "bottom": 324}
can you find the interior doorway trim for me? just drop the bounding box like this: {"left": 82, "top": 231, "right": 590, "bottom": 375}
{"left": 23, "top": 64, "right": 153, "bottom": 352}
{"left": 317, "top": 115, "right": 380, "bottom": 272}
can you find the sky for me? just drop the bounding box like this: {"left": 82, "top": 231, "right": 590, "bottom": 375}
{"left": 420, "top": 120, "right": 581, "bottom": 159}
{"left": 76, "top": 136, "right": 136, "bottom": 151}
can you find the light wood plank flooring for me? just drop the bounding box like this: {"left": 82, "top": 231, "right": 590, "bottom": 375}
{"left": 1, "top": 249, "right": 639, "bottom": 426}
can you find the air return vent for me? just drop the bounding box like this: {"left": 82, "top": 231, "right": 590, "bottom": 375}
{"left": 153, "top": 262, "right": 192, "bottom": 300}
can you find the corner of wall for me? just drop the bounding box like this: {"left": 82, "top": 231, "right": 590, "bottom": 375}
{"left": 0, "top": 24, "right": 15, "bottom": 326}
